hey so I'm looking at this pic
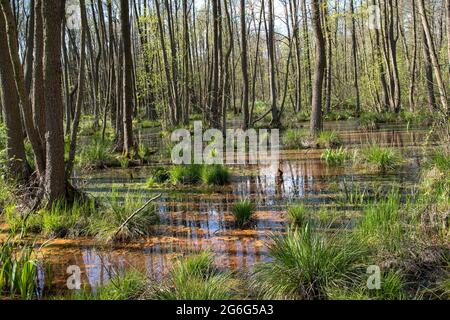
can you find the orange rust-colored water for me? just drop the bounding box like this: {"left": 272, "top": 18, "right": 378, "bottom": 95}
{"left": 3, "top": 122, "right": 441, "bottom": 294}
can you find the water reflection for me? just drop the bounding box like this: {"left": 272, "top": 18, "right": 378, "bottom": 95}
{"left": 44, "top": 123, "right": 439, "bottom": 292}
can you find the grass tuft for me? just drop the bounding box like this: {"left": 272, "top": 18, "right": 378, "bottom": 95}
{"left": 148, "top": 252, "right": 233, "bottom": 300}
{"left": 317, "top": 131, "right": 342, "bottom": 149}
{"left": 169, "top": 165, "right": 203, "bottom": 185}
{"left": 201, "top": 165, "right": 230, "bottom": 186}
{"left": 70, "top": 270, "right": 147, "bottom": 300}
{"left": 282, "top": 129, "right": 308, "bottom": 149}
{"left": 251, "top": 225, "right": 363, "bottom": 300}
{"left": 231, "top": 200, "right": 256, "bottom": 228}
{"left": 287, "top": 204, "right": 310, "bottom": 227}
{"left": 89, "top": 188, "right": 159, "bottom": 242}
{"left": 78, "top": 137, "right": 114, "bottom": 169}
{"left": 362, "top": 145, "right": 402, "bottom": 172}
{"left": 321, "top": 147, "right": 353, "bottom": 166}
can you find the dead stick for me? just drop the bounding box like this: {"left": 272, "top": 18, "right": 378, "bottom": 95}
{"left": 113, "top": 193, "right": 162, "bottom": 238}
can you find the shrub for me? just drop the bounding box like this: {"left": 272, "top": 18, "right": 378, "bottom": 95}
{"left": 251, "top": 226, "right": 363, "bottom": 299}
{"left": 232, "top": 200, "right": 256, "bottom": 228}
{"left": 148, "top": 252, "right": 233, "bottom": 300}
{"left": 362, "top": 146, "right": 402, "bottom": 173}
{"left": 201, "top": 165, "right": 230, "bottom": 186}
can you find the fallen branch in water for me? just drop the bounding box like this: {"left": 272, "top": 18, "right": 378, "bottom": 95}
{"left": 113, "top": 193, "right": 162, "bottom": 239}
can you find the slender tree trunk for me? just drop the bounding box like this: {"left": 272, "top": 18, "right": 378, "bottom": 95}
{"left": 372, "top": 0, "right": 389, "bottom": 111}
{"left": 290, "top": 0, "right": 302, "bottom": 113}
{"left": 241, "top": 0, "right": 249, "bottom": 129}
{"left": 66, "top": 0, "right": 87, "bottom": 178}
{"left": 32, "top": 0, "right": 45, "bottom": 146}
{"left": 418, "top": 0, "right": 449, "bottom": 114}
{"left": 421, "top": 27, "right": 437, "bottom": 111}
{"left": 350, "top": 0, "right": 361, "bottom": 114}
{"left": 446, "top": 0, "right": 450, "bottom": 77}
{"left": 323, "top": 2, "right": 332, "bottom": 114}
{"left": 301, "top": 0, "right": 312, "bottom": 106}
{"left": 24, "top": 0, "right": 35, "bottom": 93}
{"left": 310, "top": 0, "right": 326, "bottom": 136}
{"left": 211, "top": 0, "right": 221, "bottom": 128}
{"left": 155, "top": 0, "right": 176, "bottom": 125}
{"left": 267, "top": 0, "right": 279, "bottom": 127}
{"left": 182, "top": 0, "right": 190, "bottom": 124}
{"left": 120, "top": 0, "right": 134, "bottom": 156}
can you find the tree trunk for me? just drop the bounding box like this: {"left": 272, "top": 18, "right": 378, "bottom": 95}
{"left": 267, "top": 0, "right": 279, "bottom": 127}
{"left": 418, "top": 0, "right": 449, "bottom": 114}
{"left": 66, "top": 0, "right": 87, "bottom": 178}
{"left": 33, "top": 0, "right": 45, "bottom": 146}
{"left": 323, "top": 2, "right": 332, "bottom": 114}
{"left": 310, "top": 0, "right": 326, "bottom": 136}
{"left": 372, "top": 0, "right": 389, "bottom": 111}
{"left": 43, "top": 0, "right": 66, "bottom": 203}
{"left": 350, "top": 0, "right": 361, "bottom": 114}
{"left": 0, "top": 10, "right": 28, "bottom": 180}
{"left": 447, "top": 0, "right": 450, "bottom": 77}
{"left": 120, "top": 0, "right": 134, "bottom": 157}
{"left": 241, "top": 0, "right": 249, "bottom": 129}
{"left": 211, "top": 0, "right": 221, "bottom": 128}
{"left": 421, "top": 27, "right": 437, "bottom": 111}
{"left": 0, "top": 0, "right": 46, "bottom": 177}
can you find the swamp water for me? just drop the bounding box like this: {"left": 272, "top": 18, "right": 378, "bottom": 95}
{"left": 3, "top": 121, "right": 440, "bottom": 295}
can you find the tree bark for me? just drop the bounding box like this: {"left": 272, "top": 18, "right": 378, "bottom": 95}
{"left": 310, "top": 0, "right": 326, "bottom": 136}
{"left": 350, "top": 0, "right": 361, "bottom": 114}
{"left": 42, "top": 0, "right": 66, "bottom": 203}
{"left": 120, "top": 0, "right": 134, "bottom": 156}
{"left": 446, "top": 0, "right": 450, "bottom": 77}
{"left": 32, "top": 0, "right": 45, "bottom": 145}
{"left": 418, "top": 0, "right": 449, "bottom": 114}
{"left": 267, "top": 0, "right": 279, "bottom": 127}
{"left": 0, "top": 10, "right": 28, "bottom": 180}
{"left": 241, "top": 0, "right": 249, "bottom": 129}
{"left": 66, "top": 0, "right": 87, "bottom": 178}
{"left": 0, "top": 0, "right": 46, "bottom": 177}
